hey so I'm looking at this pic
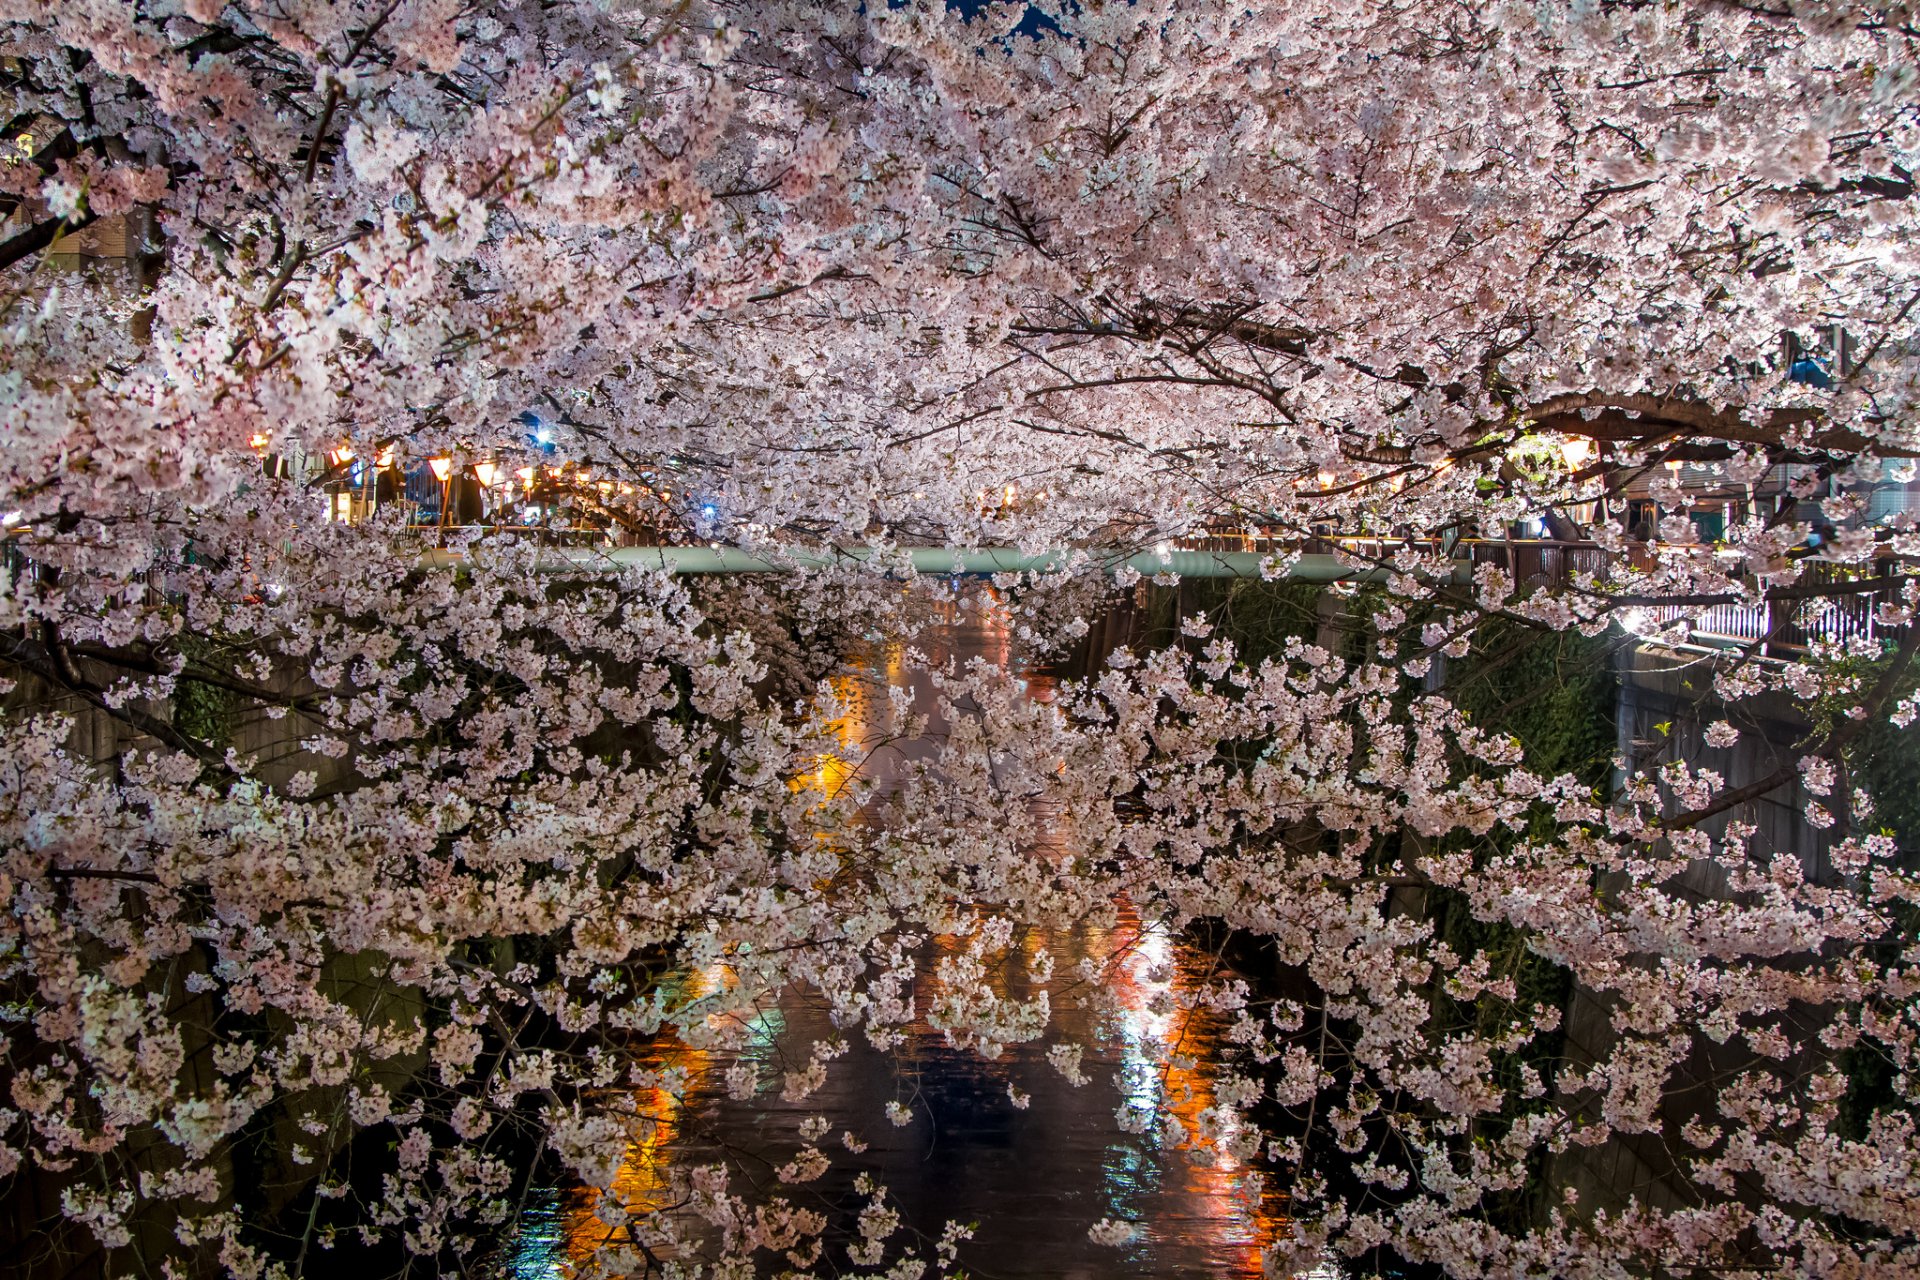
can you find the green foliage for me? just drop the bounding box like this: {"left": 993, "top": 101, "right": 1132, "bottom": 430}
{"left": 172, "top": 674, "right": 235, "bottom": 748}
{"left": 1432, "top": 620, "right": 1617, "bottom": 1230}
{"left": 1446, "top": 618, "right": 1618, "bottom": 789}
{"left": 1849, "top": 704, "right": 1920, "bottom": 864}
{"left": 1136, "top": 576, "right": 1325, "bottom": 665}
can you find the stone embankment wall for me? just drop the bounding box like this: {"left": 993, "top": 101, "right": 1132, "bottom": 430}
{"left": 0, "top": 658, "right": 398, "bottom": 1279}
{"left": 1546, "top": 641, "right": 1844, "bottom": 1224}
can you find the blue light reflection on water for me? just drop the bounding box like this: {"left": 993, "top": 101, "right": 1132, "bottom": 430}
{"left": 503, "top": 1187, "right": 566, "bottom": 1280}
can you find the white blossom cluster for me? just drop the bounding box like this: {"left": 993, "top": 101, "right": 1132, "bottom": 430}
{"left": 0, "top": 0, "right": 1918, "bottom": 1276}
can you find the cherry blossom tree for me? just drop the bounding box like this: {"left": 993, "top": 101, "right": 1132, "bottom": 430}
{"left": 1, "top": 0, "right": 1918, "bottom": 1276}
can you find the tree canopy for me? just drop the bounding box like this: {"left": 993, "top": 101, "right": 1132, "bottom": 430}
{"left": 1, "top": 1, "right": 1918, "bottom": 1277}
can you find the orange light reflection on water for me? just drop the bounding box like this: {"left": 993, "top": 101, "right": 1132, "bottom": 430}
{"left": 559, "top": 962, "right": 747, "bottom": 1271}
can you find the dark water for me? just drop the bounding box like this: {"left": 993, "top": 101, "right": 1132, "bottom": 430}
{"left": 504, "top": 595, "right": 1338, "bottom": 1279}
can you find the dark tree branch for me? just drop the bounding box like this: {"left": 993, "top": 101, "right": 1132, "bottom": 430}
{"left": 0, "top": 209, "right": 99, "bottom": 271}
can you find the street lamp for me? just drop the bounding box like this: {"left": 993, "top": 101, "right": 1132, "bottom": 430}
{"left": 473, "top": 461, "right": 499, "bottom": 525}
{"left": 428, "top": 455, "right": 453, "bottom": 544}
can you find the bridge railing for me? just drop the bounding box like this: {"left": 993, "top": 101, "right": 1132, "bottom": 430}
{"left": 1445, "top": 537, "right": 1892, "bottom": 655}
{"left": 1620, "top": 558, "right": 1897, "bottom": 655}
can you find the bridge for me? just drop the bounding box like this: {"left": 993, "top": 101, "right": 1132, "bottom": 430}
{"left": 418, "top": 535, "right": 1901, "bottom": 658}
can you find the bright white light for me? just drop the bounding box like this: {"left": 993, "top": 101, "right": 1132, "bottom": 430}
{"left": 1, "top": 511, "right": 21, "bottom": 526}
{"left": 1153, "top": 542, "right": 1170, "bottom": 559}
{"left": 1619, "top": 608, "right": 1649, "bottom": 635}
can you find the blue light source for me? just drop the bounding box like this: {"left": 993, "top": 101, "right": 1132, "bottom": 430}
{"left": 516, "top": 410, "right": 557, "bottom": 451}
{"left": 700, "top": 503, "right": 719, "bottom": 521}
{"left": 1788, "top": 356, "right": 1832, "bottom": 388}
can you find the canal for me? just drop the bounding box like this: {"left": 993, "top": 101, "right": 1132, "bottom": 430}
{"left": 503, "top": 591, "right": 1334, "bottom": 1279}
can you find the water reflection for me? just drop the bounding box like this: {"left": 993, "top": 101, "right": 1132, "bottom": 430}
{"left": 509, "top": 593, "right": 1327, "bottom": 1279}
